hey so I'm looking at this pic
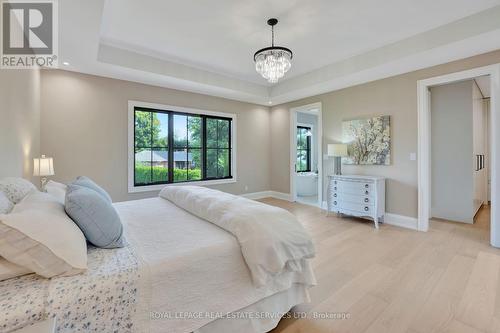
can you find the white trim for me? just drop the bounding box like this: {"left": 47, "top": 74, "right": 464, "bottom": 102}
{"left": 128, "top": 100, "right": 238, "bottom": 193}
{"left": 384, "top": 213, "right": 419, "bottom": 231}
{"left": 240, "top": 191, "right": 292, "bottom": 201}
{"left": 417, "top": 64, "right": 500, "bottom": 247}
{"left": 289, "top": 102, "right": 323, "bottom": 207}
{"left": 321, "top": 199, "right": 418, "bottom": 230}
{"left": 128, "top": 179, "right": 237, "bottom": 194}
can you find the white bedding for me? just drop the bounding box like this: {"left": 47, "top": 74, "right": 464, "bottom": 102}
{"left": 159, "top": 186, "right": 316, "bottom": 287}
{"left": 1, "top": 196, "right": 316, "bottom": 333}
{"left": 121, "top": 197, "right": 316, "bottom": 333}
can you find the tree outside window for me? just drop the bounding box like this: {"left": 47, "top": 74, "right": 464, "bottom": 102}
{"left": 296, "top": 126, "right": 311, "bottom": 172}
{"left": 134, "top": 108, "right": 232, "bottom": 186}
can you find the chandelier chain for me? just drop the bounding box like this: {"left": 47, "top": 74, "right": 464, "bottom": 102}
{"left": 271, "top": 25, "right": 274, "bottom": 47}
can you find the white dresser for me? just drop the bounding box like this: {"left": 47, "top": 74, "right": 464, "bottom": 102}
{"left": 327, "top": 175, "right": 386, "bottom": 228}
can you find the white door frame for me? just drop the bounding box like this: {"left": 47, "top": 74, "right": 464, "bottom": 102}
{"left": 290, "top": 102, "right": 323, "bottom": 207}
{"left": 417, "top": 64, "right": 500, "bottom": 247}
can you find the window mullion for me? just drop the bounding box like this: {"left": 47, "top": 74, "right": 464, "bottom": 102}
{"left": 202, "top": 116, "right": 207, "bottom": 180}
{"left": 168, "top": 111, "right": 174, "bottom": 183}
{"left": 216, "top": 119, "right": 219, "bottom": 177}
{"left": 228, "top": 120, "right": 232, "bottom": 178}
{"left": 150, "top": 112, "right": 153, "bottom": 183}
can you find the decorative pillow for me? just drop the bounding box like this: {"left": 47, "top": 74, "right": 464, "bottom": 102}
{"left": 45, "top": 180, "right": 67, "bottom": 204}
{"left": 0, "top": 177, "right": 37, "bottom": 204}
{"left": 0, "top": 257, "right": 32, "bottom": 281}
{"left": 65, "top": 184, "right": 125, "bottom": 249}
{"left": 0, "top": 191, "right": 87, "bottom": 278}
{"left": 0, "top": 191, "right": 14, "bottom": 214}
{"left": 73, "top": 176, "right": 112, "bottom": 203}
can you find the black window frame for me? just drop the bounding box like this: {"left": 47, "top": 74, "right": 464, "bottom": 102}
{"left": 134, "top": 106, "right": 233, "bottom": 187}
{"left": 296, "top": 126, "right": 311, "bottom": 173}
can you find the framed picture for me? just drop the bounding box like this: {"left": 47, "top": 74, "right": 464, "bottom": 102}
{"left": 342, "top": 115, "right": 391, "bottom": 165}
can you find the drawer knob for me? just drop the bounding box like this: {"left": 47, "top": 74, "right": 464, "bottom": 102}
{"left": 364, "top": 198, "right": 369, "bottom": 203}
{"left": 334, "top": 181, "right": 337, "bottom": 184}
{"left": 333, "top": 201, "right": 337, "bottom": 205}
{"left": 365, "top": 190, "right": 369, "bottom": 195}
{"left": 365, "top": 184, "right": 369, "bottom": 188}
{"left": 364, "top": 206, "right": 369, "bottom": 211}
{"left": 334, "top": 187, "right": 337, "bottom": 191}
{"left": 334, "top": 193, "right": 337, "bottom": 197}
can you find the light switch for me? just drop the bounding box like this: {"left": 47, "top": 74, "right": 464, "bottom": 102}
{"left": 410, "top": 153, "right": 417, "bottom": 161}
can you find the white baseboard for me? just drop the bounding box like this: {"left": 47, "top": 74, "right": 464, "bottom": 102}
{"left": 321, "top": 201, "right": 418, "bottom": 230}
{"left": 247, "top": 195, "right": 417, "bottom": 230}
{"left": 241, "top": 191, "right": 292, "bottom": 201}
{"left": 384, "top": 213, "right": 418, "bottom": 230}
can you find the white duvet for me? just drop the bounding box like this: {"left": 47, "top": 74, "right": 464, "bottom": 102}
{"left": 159, "top": 186, "right": 316, "bottom": 287}
{"left": 120, "top": 197, "right": 316, "bottom": 333}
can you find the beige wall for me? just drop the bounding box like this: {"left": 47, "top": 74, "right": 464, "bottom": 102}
{"left": 40, "top": 70, "right": 271, "bottom": 202}
{"left": 271, "top": 50, "right": 500, "bottom": 218}
{"left": 0, "top": 69, "right": 40, "bottom": 182}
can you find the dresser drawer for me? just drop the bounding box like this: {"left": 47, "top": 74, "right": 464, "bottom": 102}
{"left": 331, "top": 181, "right": 374, "bottom": 196}
{"left": 330, "top": 200, "right": 374, "bottom": 214}
{"left": 330, "top": 192, "right": 374, "bottom": 205}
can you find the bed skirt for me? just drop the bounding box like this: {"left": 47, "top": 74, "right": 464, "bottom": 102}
{"left": 195, "top": 284, "right": 310, "bottom": 333}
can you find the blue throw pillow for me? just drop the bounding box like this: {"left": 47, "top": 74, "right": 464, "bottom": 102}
{"left": 73, "top": 176, "right": 112, "bottom": 203}
{"left": 65, "top": 184, "right": 125, "bottom": 249}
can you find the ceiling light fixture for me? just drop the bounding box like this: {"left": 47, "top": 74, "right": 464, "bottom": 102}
{"left": 254, "top": 18, "right": 292, "bottom": 84}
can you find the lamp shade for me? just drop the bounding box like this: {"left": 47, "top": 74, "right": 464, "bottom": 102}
{"left": 33, "top": 155, "right": 54, "bottom": 177}
{"left": 328, "top": 144, "right": 348, "bottom": 157}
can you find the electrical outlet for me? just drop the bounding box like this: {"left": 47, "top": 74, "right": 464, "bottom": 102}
{"left": 244, "top": 185, "right": 248, "bottom": 192}
{"left": 410, "top": 153, "right": 417, "bottom": 161}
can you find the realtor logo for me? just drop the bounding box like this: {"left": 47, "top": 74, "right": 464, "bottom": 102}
{"left": 1, "top": 0, "right": 58, "bottom": 68}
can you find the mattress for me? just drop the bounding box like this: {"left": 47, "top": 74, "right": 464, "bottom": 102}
{"left": 0, "top": 197, "right": 315, "bottom": 333}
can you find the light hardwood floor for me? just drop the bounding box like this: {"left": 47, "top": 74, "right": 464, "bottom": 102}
{"left": 259, "top": 198, "right": 499, "bottom": 333}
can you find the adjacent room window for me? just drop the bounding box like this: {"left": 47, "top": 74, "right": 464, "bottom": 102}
{"left": 133, "top": 106, "right": 233, "bottom": 188}
{"left": 296, "top": 126, "right": 311, "bottom": 172}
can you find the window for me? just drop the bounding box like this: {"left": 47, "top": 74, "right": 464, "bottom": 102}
{"left": 130, "top": 103, "right": 234, "bottom": 191}
{"left": 296, "top": 126, "right": 311, "bottom": 172}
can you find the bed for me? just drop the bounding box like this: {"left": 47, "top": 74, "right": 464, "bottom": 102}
{"left": 1, "top": 189, "right": 316, "bottom": 333}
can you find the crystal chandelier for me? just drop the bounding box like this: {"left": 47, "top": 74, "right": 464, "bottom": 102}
{"left": 254, "top": 18, "right": 293, "bottom": 84}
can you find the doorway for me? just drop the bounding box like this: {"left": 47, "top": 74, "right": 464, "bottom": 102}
{"left": 430, "top": 77, "right": 490, "bottom": 227}
{"left": 290, "top": 103, "right": 323, "bottom": 208}
{"left": 417, "top": 64, "right": 500, "bottom": 247}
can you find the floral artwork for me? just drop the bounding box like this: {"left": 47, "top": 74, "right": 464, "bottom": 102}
{"left": 342, "top": 116, "right": 391, "bottom": 165}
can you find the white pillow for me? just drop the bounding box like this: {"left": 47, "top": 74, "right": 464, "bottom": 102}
{"left": 0, "top": 177, "right": 37, "bottom": 204}
{"left": 0, "top": 191, "right": 87, "bottom": 278}
{"left": 45, "top": 180, "right": 67, "bottom": 204}
{"left": 0, "top": 257, "right": 32, "bottom": 281}
{"left": 0, "top": 191, "right": 13, "bottom": 214}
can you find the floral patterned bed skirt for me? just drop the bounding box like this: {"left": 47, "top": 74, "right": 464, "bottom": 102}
{"left": 0, "top": 245, "right": 141, "bottom": 333}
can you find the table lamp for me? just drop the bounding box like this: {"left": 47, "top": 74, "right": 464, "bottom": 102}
{"left": 327, "top": 144, "right": 347, "bottom": 175}
{"left": 33, "top": 155, "right": 54, "bottom": 190}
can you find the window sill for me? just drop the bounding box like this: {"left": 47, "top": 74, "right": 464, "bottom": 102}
{"left": 128, "top": 178, "right": 237, "bottom": 193}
